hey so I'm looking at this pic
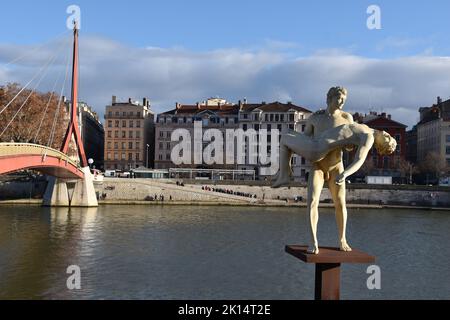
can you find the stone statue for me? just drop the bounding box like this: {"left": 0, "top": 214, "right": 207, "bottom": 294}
{"left": 273, "top": 87, "right": 397, "bottom": 254}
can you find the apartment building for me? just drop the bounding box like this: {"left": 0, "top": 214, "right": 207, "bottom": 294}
{"left": 237, "top": 101, "right": 312, "bottom": 181}
{"left": 104, "top": 96, "right": 154, "bottom": 171}
{"left": 417, "top": 96, "right": 450, "bottom": 168}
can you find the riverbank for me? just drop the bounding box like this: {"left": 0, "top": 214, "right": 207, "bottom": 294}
{"left": 1, "top": 177, "right": 450, "bottom": 208}
{"left": 1, "top": 198, "right": 450, "bottom": 211}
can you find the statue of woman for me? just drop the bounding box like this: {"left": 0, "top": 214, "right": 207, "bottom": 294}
{"left": 273, "top": 123, "right": 397, "bottom": 187}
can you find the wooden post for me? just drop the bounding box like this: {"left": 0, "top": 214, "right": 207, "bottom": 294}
{"left": 285, "top": 245, "right": 375, "bottom": 300}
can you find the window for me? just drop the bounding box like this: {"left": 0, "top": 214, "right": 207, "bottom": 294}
{"left": 243, "top": 124, "right": 247, "bottom": 131}
{"left": 166, "top": 153, "right": 171, "bottom": 160}
{"left": 289, "top": 114, "right": 294, "bottom": 122}
{"left": 159, "top": 142, "right": 164, "bottom": 149}
{"left": 114, "top": 153, "right": 118, "bottom": 160}
{"left": 129, "top": 142, "right": 133, "bottom": 149}
{"left": 136, "top": 153, "right": 140, "bottom": 161}
{"left": 121, "top": 153, "right": 126, "bottom": 160}
{"left": 115, "top": 111, "right": 119, "bottom": 116}
{"left": 265, "top": 114, "right": 268, "bottom": 122}
{"left": 136, "top": 142, "right": 140, "bottom": 150}
{"left": 107, "top": 131, "right": 112, "bottom": 138}
{"left": 158, "top": 154, "right": 163, "bottom": 160}
{"left": 130, "top": 120, "right": 134, "bottom": 128}
{"left": 108, "top": 111, "right": 112, "bottom": 117}
{"left": 166, "top": 131, "right": 171, "bottom": 138}
{"left": 107, "top": 142, "right": 111, "bottom": 149}
{"left": 114, "top": 142, "right": 118, "bottom": 149}
{"left": 277, "top": 124, "right": 282, "bottom": 131}
{"left": 383, "top": 156, "right": 389, "bottom": 168}
{"left": 108, "top": 120, "right": 112, "bottom": 128}
{"left": 129, "top": 131, "right": 133, "bottom": 138}
{"left": 446, "top": 135, "right": 450, "bottom": 143}
{"left": 136, "top": 121, "right": 141, "bottom": 128}
{"left": 302, "top": 125, "right": 306, "bottom": 132}
{"left": 289, "top": 124, "right": 294, "bottom": 130}
{"left": 122, "top": 142, "right": 126, "bottom": 149}
{"left": 137, "top": 112, "right": 141, "bottom": 117}
{"left": 122, "top": 131, "right": 126, "bottom": 138}
{"left": 446, "top": 146, "right": 450, "bottom": 155}
{"left": 280, "top": 115, "right": 284, "bottom": 122}
{"left": 396, "top": 144, "right": 401, "bottom": 154}
{"left": 275, "top": 115, "right": 279, "bottom": 122}
{"left": 115, "top": 120, "right": 119, "bottom": 128}
{"left": 270, "top": 114, "right": 274, "bottom": 122}
{"left": 122, "top": 120, "right": 126, "bottom": 128}
{"left": 107, "top": 153, "right": 111, "bottom": 160}
{"left": 122, "top": 112, "right": 126, "bottom": 117}
{"left": 243, "top": 114, "right": 248, "bottom": 119}
{"left": 160, "top": 131, "right": 164, "bottom": 138}
{"left": 166, "top": 142, "right": 171, "bottom": 149}
{"left": 136, "top": 131, "right": 141, "bottom": 139}
{"left": 129, "top": 153, "right": 133, "bottom": 161}
{"left": 301, "top": 157, "right": 306, "bottom": 165}
{"left": 373, "top": 155, "right": 378, "bottom": 167}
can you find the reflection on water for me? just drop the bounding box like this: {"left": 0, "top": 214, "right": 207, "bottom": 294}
{"left": 0, "top": 205, "right": 449, "bottom": 299}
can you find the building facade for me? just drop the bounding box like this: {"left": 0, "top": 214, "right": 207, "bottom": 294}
{"left": 78, "top": 102, "right": 105, "bottom": 170}
{"left": 237, "top": 101, "right": 312, "bottom": 181}
{"left": 104, "top": 96, "right": 155, "bottom": 171}
{"left": 64, "top": 99, "right": 105, "bottom": 169}
{"left": 154, "top": 98, "right": 312, "bottom": 181}
{"left": 353, "top": 111, "right": 407, "bottom": 178}
{"left": 155, "top": 98, "right": 239, "bottom": 172}
{"left": 417, "top": 97, "right": 450, "bottom": 169}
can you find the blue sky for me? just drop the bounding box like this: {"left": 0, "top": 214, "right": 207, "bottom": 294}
{"left": 1, "top": 0, "right": 449, "bottom": 57}
{"left": 1, "top": 1, "right": 450, "bottom": 127}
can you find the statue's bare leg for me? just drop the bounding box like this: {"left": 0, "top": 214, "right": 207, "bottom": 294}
{"left": 307, "top": 167, "right": 324, "bottom": 254}
{"left": 328, "top": 167, "right": 352, "bottom": 252}
{"left": 272, "top": 144, "right": 292, "bottom": 188}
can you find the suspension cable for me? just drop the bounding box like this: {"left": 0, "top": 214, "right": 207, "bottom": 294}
{"left": 1, "top": 29, "right": 71, "bottom": 68}
{"left": 0, "top": 35, "right": 70, "bottom": 116}
{"left": 30, "top": 51, "right": 68, "bottom": 143}
{"left": 0, "top": 38, "right": 68, "bottom": 138}
{"left": 47, "top": 45, "right": 71, "bottom": 149}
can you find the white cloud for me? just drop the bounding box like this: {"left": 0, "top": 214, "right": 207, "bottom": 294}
{"left": 1, "top": 35, "right": 450, "bottom": 129}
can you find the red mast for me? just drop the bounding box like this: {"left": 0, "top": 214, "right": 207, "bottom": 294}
{"left": 61, "top": 22, "right": 88, "bottom": 167}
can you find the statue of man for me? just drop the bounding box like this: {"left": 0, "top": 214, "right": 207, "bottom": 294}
{"left": 304, "top": 86, "right": 354, "bottom": 254}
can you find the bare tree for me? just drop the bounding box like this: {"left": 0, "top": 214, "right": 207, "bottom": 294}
{"left": 0, "top": 83, "right": 69, "bottom": 149}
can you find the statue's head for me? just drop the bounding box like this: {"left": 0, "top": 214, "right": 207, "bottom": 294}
{"left": 374, "top": 130, "right": 397, "bottom": 155}
{"left": 327, "top": 86, "right": 347, "bottom": 111}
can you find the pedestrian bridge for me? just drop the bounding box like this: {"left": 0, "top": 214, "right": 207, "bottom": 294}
{"left": 0, "top": 143, "right": 84, "bottom": 179}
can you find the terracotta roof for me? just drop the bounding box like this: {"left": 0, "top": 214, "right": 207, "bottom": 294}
{"left": 240, "top": 101, "right": 312, "bottom": 113}
{"left": 159, "top": 101, "right": 312, "bottom": 116}
{"left": 363, "top": 116, "right": 407, "bottom": 128}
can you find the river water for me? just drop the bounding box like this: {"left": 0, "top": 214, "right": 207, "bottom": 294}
{"left": 0, "top": 205, "right": 449, "bottom": 300}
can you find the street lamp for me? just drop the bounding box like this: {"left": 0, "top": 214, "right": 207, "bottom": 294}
{"left": 146, "top": 144, "right": 150, "bottom": 168}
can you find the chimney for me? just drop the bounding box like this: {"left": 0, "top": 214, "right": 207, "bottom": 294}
{"left": 112, "top": 95, "right": 117, "bottom": 105}
{"left": 128, "top": 98, "right": 132, "bottom": 104}
{"left": 381, "top": 112, "right": 387, "bottom": 118}
{"left": 243, "top": 98, "right": 247, "bottom": 105}
{"left": 388, "top": 114, "right": 391, "bottom": 120}
{"left": 176, "top": 102, "right": 181, "bottom": 110}
{"left": 197, "top": 102, "right": 201, "bottom": 109}
{"left": 262, "top": 101, "right": 266, "bottom": 105}
{"left": 438, "top": 96, "right": 442, "bottom": 104}
{"left": 143, "top": 98, "right": 148, "bottom": 107}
